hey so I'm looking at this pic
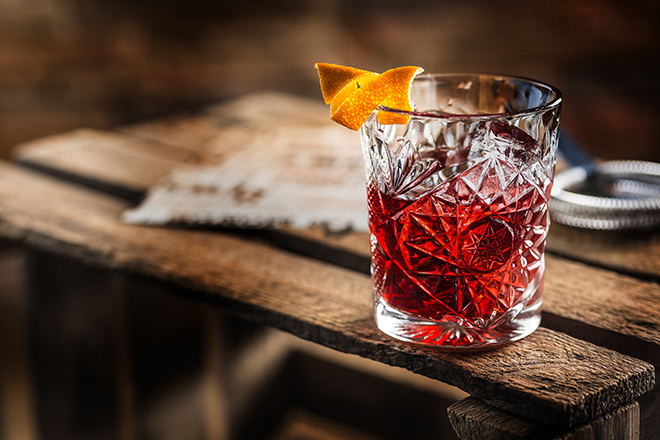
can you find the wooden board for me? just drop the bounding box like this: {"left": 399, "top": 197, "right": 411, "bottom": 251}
{"left": 11, "top": 112, "right": 660, "bottom": 369}
{"left": 547, "top": 222, "right": 660, "bottom": 280}
{"left": 116, "top": 114, "right": 223, "bottom": 152}
{"left": 11, "top": 128, "right": 198, "bottom": 201}
{"left": 0, "top": 162, "right": 654, "bottom": 428}
{"left": 12, "top": 92, "right": 660, "bottom": 281}
{"left": 8, "top": 92, "right": 660, "bottom": 436}
{"left": 447, "top": 397, "right": 640, "bottom": 440}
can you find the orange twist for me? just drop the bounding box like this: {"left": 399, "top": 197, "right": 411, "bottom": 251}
{"left": 315, "top": 63, "right": 424, "bottom": 131}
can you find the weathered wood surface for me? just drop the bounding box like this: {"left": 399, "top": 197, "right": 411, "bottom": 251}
{"left": 546, "top": 222, "right": 660, "bottom": 280}
{"left": 11, "top": 116, "right": 660, "bottom": 366}
{"left": 12, "top": 92, "right": 660, "bottom": 281}
{"left": 124, "top": 91, "right": 660, "bottom": 282}
{"left": 0, "top": 162, "right": 654, "bottom": 428}
{"left": 543, "top": 257, "right": 660, "bottom": 363}
{"left": 448, "top": 397, "right": 640, "bottom": 440}
{"left": 116, "top": 114, "right": 222, "bottom": 152}
{"left": 12, "top": 128, "right": 200, "bottom": 201}
{"left": 7, "top": 92, "right": 660, "bottom": 436}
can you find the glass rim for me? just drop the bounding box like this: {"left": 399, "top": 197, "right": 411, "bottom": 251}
{"left": 377, "top": 72, "right": 563, "bottom": 120}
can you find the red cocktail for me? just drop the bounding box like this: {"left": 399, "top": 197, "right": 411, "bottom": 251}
{"left": 361, "top": 74, "right": 562, "bottom": 348}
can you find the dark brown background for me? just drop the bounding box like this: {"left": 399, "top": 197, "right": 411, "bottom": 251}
{"left": 0, "top": 0, "right": 658, "bottom": 161}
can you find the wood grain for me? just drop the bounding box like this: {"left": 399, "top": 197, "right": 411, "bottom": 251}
{"left": 12, "top": 93, "right": 660, "bottom": 280}
{"left": 544, "top": 257, "right": 660, "bottom": 349}
{"left": 116, "top": 114, "right": 222, "bottom": 152}
{"left": 11, "top": 114, "right": 660, "bottom": 368}
{"left": 8, "top": 92, "right": 660, "bottom": 435}
{"left": 448, "top": 397, "right": 640, "bottom": 440}
{"left": 0, "top": 162, "right": 654, "bottom": 428}
{"left": 12, "top": 128, "right": 198, "bottom": 201}
{"left": 547, "top": 222, "right": 660, "bottom": 280}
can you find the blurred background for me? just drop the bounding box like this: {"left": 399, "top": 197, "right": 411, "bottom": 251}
{"left": 0, "top": 0, "right": 658, "bottom": 162}
{"left": 0, "top": 0, "right": 659, "bottom": 439}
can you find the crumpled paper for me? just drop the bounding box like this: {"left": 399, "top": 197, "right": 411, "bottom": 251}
{"left": 122, "top": 92, "right": 368, "bottom": 232}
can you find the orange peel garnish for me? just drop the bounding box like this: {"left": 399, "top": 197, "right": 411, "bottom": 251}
{"left": 314, "top": 63, "right": 424, "bottom": 130}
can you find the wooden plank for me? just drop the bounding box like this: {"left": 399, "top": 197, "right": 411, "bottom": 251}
{"left": 541, "top": 257, "right": 660, "bottom": 439}
{"left": 11, "top": 94, "right": 660, "bottom": 280}
{"left": 544, "top": 257, "right": 660, "bottom": 362}
{"left": 12, "top": 125, "right": 660, "bottom": 356}
{"left": 11, "top": 128, "right": 197, "bottom": 201}
{"left": 447, "top": 397, "right": 639, "bottom": 440}
{"left": 10, "top": 111, "right": 660, "bottom": 398}
{"left": 203, "top": 91, "right": 331, "bottom": 127}
{"left": 547, "top": 222, "right": 660, "bottom": 280}
{"left": 7, "top": 92, "right": 660, "bottom": 433}
{"left": 115, "top": 114, "right": 222, "bottom": 152}
{"left": 202, "top": 92, "right": 660, "bottom": 281}
{"left": 0, "top": 162, "right": 654, "bottom": 428}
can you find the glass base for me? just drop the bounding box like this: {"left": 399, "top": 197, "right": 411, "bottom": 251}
{"left": 374, "top": 298, "right": 541, "bottom": 350}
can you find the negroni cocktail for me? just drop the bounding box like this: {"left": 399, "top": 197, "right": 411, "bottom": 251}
{"left": 361, "top": 74, "right": 561, "bottom": 348}
{"left": 314, "top": 65, "right": 561, "bottom": 348}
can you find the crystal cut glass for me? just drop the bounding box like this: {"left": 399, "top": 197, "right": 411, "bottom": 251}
{"left": 361, "top": 73, "right": 562, "bottom": 348}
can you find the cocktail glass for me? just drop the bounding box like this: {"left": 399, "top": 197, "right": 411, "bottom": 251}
{"left": 361, "top": 73, "right": 562, "bottom": 348}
